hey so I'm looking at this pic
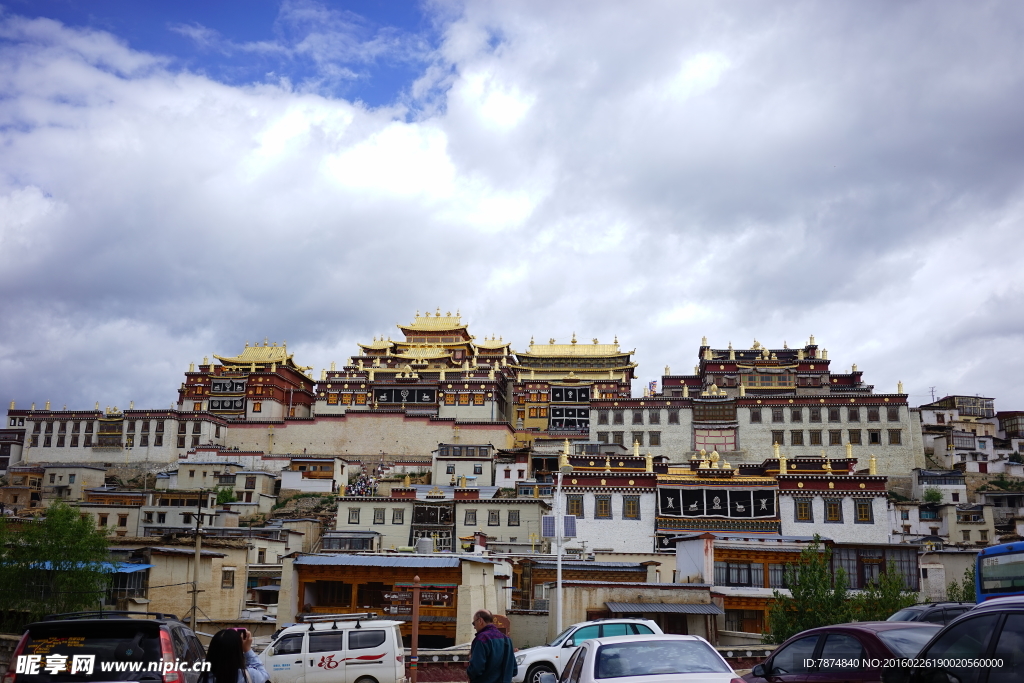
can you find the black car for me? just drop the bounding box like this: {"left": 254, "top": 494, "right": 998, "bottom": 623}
{"left": 5, "top": 611, "right": 207, "bottom": 683}
{"left": 881, "top": 595, "right": 1024, "bottom": 683}
{"left": 887, "top": 602, "right": 974, "bottom": 625}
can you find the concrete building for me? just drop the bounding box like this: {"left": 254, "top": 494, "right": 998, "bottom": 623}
{"left": 40, "top": 464, "right": 107, "bottom": 502}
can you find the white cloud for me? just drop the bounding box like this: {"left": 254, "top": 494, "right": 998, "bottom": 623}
{"left": 2, "top": 2, "right": 1024, "bottom": 416}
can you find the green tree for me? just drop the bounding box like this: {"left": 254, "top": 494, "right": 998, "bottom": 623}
{"left": 0, "top": 501, "right": 111, "bottom": 628}
{"left": 922, "top": 487, "right": 943, "bottom": 504}
{"left": 850, "top": 560, "right": 918, "bottom": 620}
{"left": 765, "top": 537, "right": 850, "bottom": 643}
{"left": 946, "top": 564, "right": 977, "bottom": 603}
{"left": 215, "top": 487, "right": 237, "bottom": 505}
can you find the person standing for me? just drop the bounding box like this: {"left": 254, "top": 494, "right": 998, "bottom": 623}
{"left": 467, "top": 610, "right": 516, "bottom": 683}
{"left": 201, "top": 628, "right": 269, "bottom": 683}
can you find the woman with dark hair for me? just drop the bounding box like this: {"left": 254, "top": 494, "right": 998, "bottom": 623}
{"left": 201, "top": 628, "right": 269, "bottom": 683}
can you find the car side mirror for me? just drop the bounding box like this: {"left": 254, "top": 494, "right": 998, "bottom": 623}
{"left": 538, "top": 674, "right": 557, "bottom": 683}
{"left": 562, "top": 640, "right": 575, "bottom": 648}
{"left": 751, "top": 663, "right": 766, "bottom": 678}
{"left": 265, "top": 647, "right": 274, "bottom": 657}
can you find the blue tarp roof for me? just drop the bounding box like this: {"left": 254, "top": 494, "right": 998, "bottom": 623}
{"left": 29, "top": 562, "right": 153, "bottom": 573}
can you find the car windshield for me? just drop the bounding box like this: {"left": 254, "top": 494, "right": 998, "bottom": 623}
{"left": 17, "top": 623, "right": 164, "bottom": 682}
{"left": 887, "top": 608, "right": 924, "bottom": 622}
{"left": 877, "top": 626, "right": 943, "bottom": 658}
{"left": 548, "top": 626, "right": 576, "bottom": 647}
{"left": 595, "top": 640, "right": 730, "bottom": 678}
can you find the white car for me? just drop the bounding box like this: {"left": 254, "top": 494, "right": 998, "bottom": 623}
{"left": 539, "top": 634, "right": 743, "bottom": 683}
{"left": 260, "top": 617, "right": 406, "bottom": 683}
{"left": 513, "top": 619, "right": 662, "bottom": 683}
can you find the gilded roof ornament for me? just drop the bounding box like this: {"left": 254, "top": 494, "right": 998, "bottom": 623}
{"left": 702, "top": 336, "right": 707, "bottom": 346}
{"left": 571, "top": 332, "right": 577, "bottom": 344}
{"left": 898, "top": 381, "right": 904, "bottom": 394}
{"left": 809, "top": 334, "right": 816, "bottom": 345}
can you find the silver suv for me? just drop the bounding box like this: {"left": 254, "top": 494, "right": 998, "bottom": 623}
{"left": 512, "top": 618, "right": 662, "bottom": 683}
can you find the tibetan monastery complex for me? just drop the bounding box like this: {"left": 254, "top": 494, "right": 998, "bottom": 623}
{"left": 3, "top": 311, "right": 922, "bottom": 488}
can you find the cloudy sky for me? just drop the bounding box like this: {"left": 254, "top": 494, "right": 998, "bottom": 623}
{"left": 2, "top": 0, "right": 1024, "bottom": 414}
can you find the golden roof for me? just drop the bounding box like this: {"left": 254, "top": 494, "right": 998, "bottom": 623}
{"left": 475, "top": 336, "right": 510, "bottom": 350}
{"left": 517, "top": 337, "right": 631, "bottom": 358}
{"left": 359, "top": 338, "right": 394, "bottom": 351}
{"left": 215, "top": 343, "right": 313, "bottom": 371}
{"left": 399, "top": 310, "right": 467, "bottom": 332}
{"left": 393, "top": 346, "right": 452, "bottom": 360}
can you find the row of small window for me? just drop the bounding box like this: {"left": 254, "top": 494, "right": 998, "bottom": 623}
{"left": 347, "top": 507, "right": 523, "bottom": 526}
{"left": 793, "top": 498, "right": 875, "bottom": 523}
{"left": 445, "top": 394, "right": 487, "bottom": 406}
{"left": 595, "top": 432, "right": 661, "bottom": 446}
{"left": 445, "top": 464, "right": 484, "bottom": 474}
{"left": 438, "top": 446, "right": 491, "bottom": 457}
{"left": 597, "top": 410, "right": 680, "bottom": 425}
{"left": 714, "top": 561, "right": 791, "bottom": 588}
{"left": 27, "top": 420, "right": 180, "bottom": 434}
{"left": 34, "top": 434, "right": 208, "bottom": 449}
{"left": 752, "top": 406, "right": 901, "bottom": 424}
{"left": 566, "top": 494, "right": 641, "bottom": 520}
{"left": 326, "top": 393, "right": 367, "bottom": 405}
{"left": 771, "top": 429, "right": 902, "bottom": 446}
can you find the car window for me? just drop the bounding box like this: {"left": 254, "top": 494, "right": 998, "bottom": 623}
{"left": 921, "top": 609, "right": 946, "bottom": 623}
{"left": 309, "top": 632, "right": 344, "bottom": 653}
{"left": 569, "top": 625, "right": 600, "bottom": 646}
{"left": 887, "top": 608, "right": 922, "bottom": 622}
{"left": 171, "top": 628, "right": 189, "bottom": 660}
{"left": 945, "top": 607, "right": 970, "bottom": 620}
{"left": 630, "top": 624, "right": 654, "bottom": 635}
{"left": 595, "top": 640, "right": 730, "bottom": 678}
{"left": 600, "top": 624, "right": 630, "bottom": 638}
{"left": 919, "top": 614, "right": 1000, "bottom": 683}
{"left": 876, "top": 626, "right": 942, "bottom": 658}
{"left": 818, "top": 633, "right": 863, "bottom": 670}
{"left": 558, "top": 648, "right": 583, "bottom": 683}
{"left": 348, "top": 630, "right": 387, "bottom": 650}
{"left": 274, "top": 634, "right": 304, "bottom": 655}
{"left": 566, "top": 645, "right": 588, "bottom": 683}
{"left": 770, "top": 635, "right": 819, "bottom": 675}
{"left": 990, "top": 614, "right": 1024, "bottom": 683}
{"left": 18, "top": 623, "right": 163, "bottom": 682}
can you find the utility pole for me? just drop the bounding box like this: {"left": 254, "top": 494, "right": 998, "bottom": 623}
{"left": 930, "top": 387, "right": 937, "bottom": 402}
{"left": 190, "top": 489, "right": 204, "bottom": 631}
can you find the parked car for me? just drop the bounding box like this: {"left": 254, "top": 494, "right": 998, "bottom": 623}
{"left": 513, "top": 618, "right": 663, "bottom": 683}
{"left": 886, "top": 602, "right": 974, "bottom": 625}
{"left": 538, "top": 634, "right": 742, "bottom": 683}
{"left": 743, "top": 622, "right": 942, "bottom": 683}
{"left": 4, "top": 611, "right": 206, "bottom": 683}
{"left": 881, "top": 594, "right": 1024, "bottom": 683}
{"left": 260, "top": 614, "right": 406, "bottom": 683}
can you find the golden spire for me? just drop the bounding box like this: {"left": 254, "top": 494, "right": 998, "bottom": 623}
{"left": 702, "top": 336, "right": 708, "bottom": 346}
{"left": 773, "top": 442, "right": 780, "bottom": 460}
{"left": 604, "top": 456, "right": 611, "bottom": 471}
{"left": 869, "top": 453, "right": 877, "bottom": 475}
{"left": 846, "top": 443, "right": 853, "bottom": 460}
{"left": 633, "top": 439, "right": 640, "bottom": 457}
{"left": 898, "top": 381, "right": 904, "bottom": 394}
{"left": 645, "top": 451, "right": 653, "bottom": 473}
{"left": 571, "top": 332, "right": 577, "bottom": 344}
{"left": 779, "top": 450, "right": 787, "bottom": 475}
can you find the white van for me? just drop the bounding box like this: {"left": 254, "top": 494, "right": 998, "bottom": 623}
{"left": 261, "top": 614, "right": 406, "bottom": 683}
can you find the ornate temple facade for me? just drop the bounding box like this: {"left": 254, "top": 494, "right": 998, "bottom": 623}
{"left": 588, "top": 337, "right": 924, "bottom": 481}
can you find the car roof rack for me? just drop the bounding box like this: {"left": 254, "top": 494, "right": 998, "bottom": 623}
{"left": 300, "top": 613, "right": 379, "bottom": 630}
{"left": 42, "top": 611, "right": 181, "bottom": 622}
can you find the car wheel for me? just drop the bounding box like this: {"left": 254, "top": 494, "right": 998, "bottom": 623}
{"left": 353, "top": 677, "right": 378, "bottom": 683}
{"left": 527, "top": 663, "right": 556, "bottom": 683}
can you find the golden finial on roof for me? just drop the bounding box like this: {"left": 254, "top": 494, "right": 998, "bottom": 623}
{"left": 189, "top": 362, "right": 195, "bottom": 372}
{"left": 633, "top": 439, "right": 640, "bottom": 457}
{"left": 320, "top": 369, "right": 326, "bottom": 381}
{"left": 783, "top": 341, "right": 788, "bottom": 349}
{"left": 250, "top": 362, "right": 256, "bottom": 372}
{"left": 898, "top": 381, "right": 904, "bottom": 394}
{"left": 739, "top": 385, "right": 746, "bottom": 397}
{"left": 45, "top": 400, "right": 50, "bottom": 410}
{"left": 752, "top": 339, "right": 760, "bottom": 349}
{"left": 245, "top": 341, "right": 249, "bottom": 347}
{"left": 8, "top": 401, "right": 12, "bottom": 410}
{"left": 665, "top": 365, "right": 670, "bottom": 375}
{"left": 614, "top": 335, "right": 618, "bottom": 344}
{"left": 846, "top": 443, "right": 853, "bottom": 459}
{"left": 710, "top": 450, "right": 720, "bottom": 468}
{"left": 779, "top": 451, "right": 787, "bottom": 474}
{"left": 436, "top": 307, "right": 441, "bottom": 316}
{"left": 95, "top": 402, "right": 99, "bottom": 410}
{"left": 271, "top": 362, "right": 276, "bottom": 372}
{"left": 415, "top": 310, "right": 420, "bottom": 317}
{"left": 723, "top": 460, "right": 732, "bottom": 470}
{"left": 263, "top": 337, "right": 269, "bottom": 346}
{"left": 683, "top": 384, "right": 689, "bottom": 398}
{"left": 605, "top": 456, "right": 611, "bottom": 471}
{"left": 869, "top": 454, "right": 877, "bottom": 475}
{"left": 203, "top": 356, "right": 208, "bottom": 365}
{"left": 530, "top": 335, "right": 535, "bottom": 345}
{"left": 592, "top": 338, "right": 598, "bottom": 344}
{"left": 571, "top": 332, "right": 577, "bottom": 344}
{"left": 645, "top": 451, "right": 653, "bottom": 472}
{"left": 330, "top": 361, "right": 336, "bottom": 371}
{"left": 773, "top": 442, "right": 780, "bottom": 459}
{"left": 549, "top": 338, "right": 555, "bottom": 344}
{"left": 702, "top": 336, "right": 707, "bottom": 346}
{"left": 822, "top": 349, "right": 828, "bottom": 359}
{"left": 809, "top": 334, "right": 816, "bottom": 345}
{"left": 824, "top": 459, "right": 833, "bottom": 473}
{"left": 852, "top": 363, "right": 858, "bottom": 372}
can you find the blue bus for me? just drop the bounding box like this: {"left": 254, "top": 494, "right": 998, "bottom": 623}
{"left": 976, "top": 540, "right": 1024, "bottom": 602}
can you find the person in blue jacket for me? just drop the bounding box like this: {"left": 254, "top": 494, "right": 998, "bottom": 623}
{"left": 467, "top": 610, "right": 517, "bottom": 683}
